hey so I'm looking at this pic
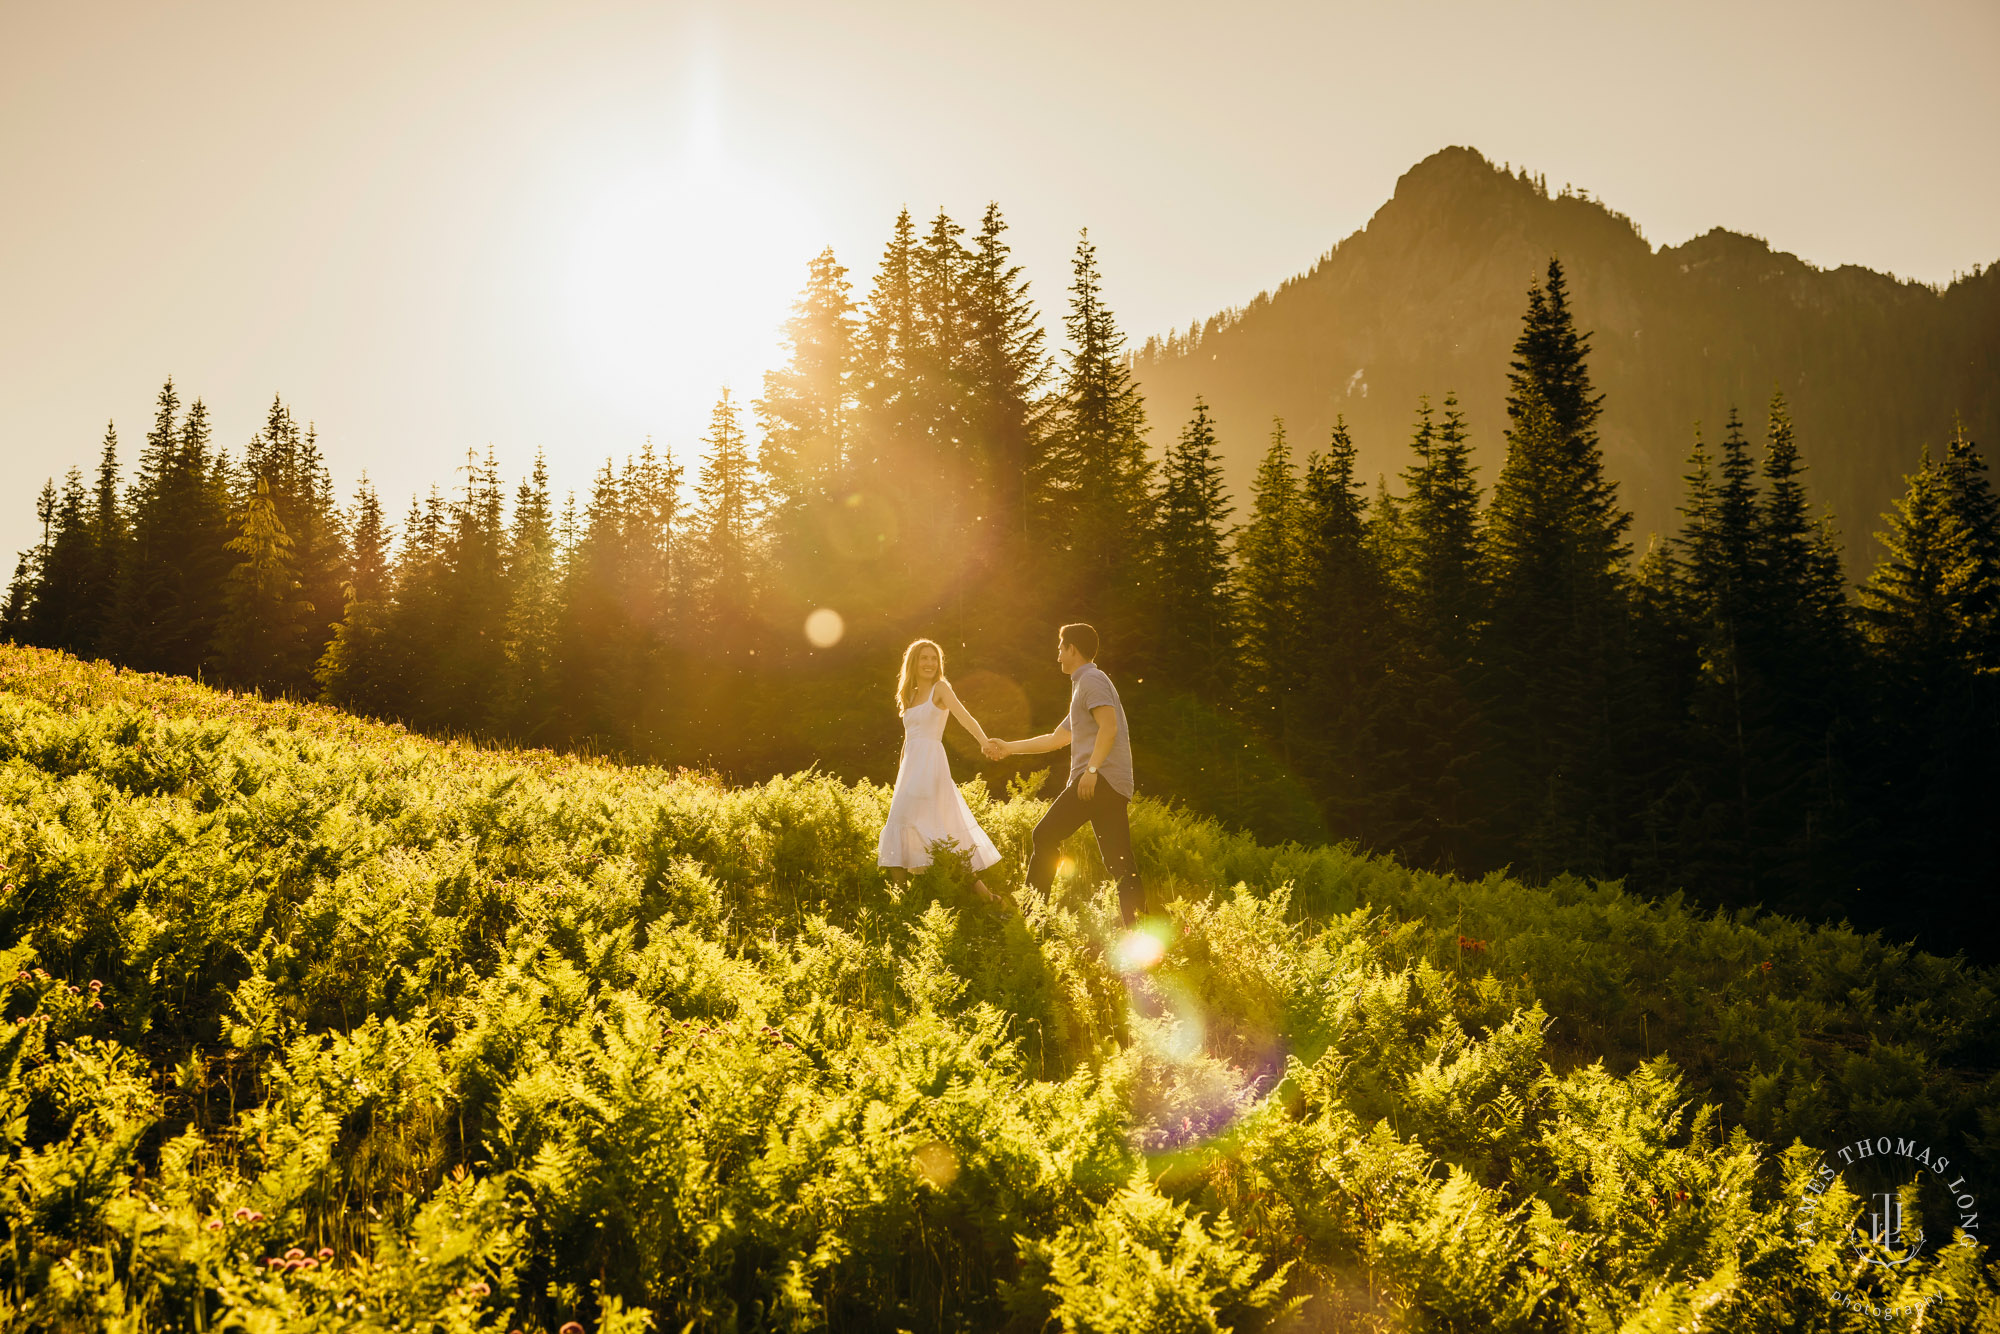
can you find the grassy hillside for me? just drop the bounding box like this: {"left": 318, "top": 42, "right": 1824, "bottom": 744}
{"left": 3, "top": 641, "right": 1998, "bottom": 1331}
{"left": 1130, "top": 145, "right": 2000, "bottom": 563}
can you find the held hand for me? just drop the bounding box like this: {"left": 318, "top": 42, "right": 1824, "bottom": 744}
{"left": 982, "top": 738, "right": 1008, "bottom": 761}
{"left": 1078, "top": 770, "right": 1097, "bottom": 800}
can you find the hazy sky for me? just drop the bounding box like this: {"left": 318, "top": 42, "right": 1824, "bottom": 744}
{"left": 4, "top": 0, "right": 1997, "bottom": 565}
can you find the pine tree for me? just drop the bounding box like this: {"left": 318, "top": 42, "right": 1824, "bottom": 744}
{"left": 115, "top": 394, "right": 236, "bottom": 677}
{"left": 1938, "top": 418, "right": 2000, "bottom": 664}
{"left": 368, "top": 487, "right": 451, "bottom": 724}
{"left": 496, "top": 453, "right": 562, "bottom": 739}
{"left": 911, "top": 208, "right": 972, "bottom": 478}
{"left": 21, "top": 472, "right": 98, "bottom": 653}
{"left": 1506, "top": 256, "right": 1603, "bottom": 441}
{"left": 1296, "top": 419, "right": 1401, "bottom": 840}
{"left": 962, "top": 203, "right": 1050, "bottom": 556}
{"left": 414, "top": 448, "right": 510, "bottom": 733}
{"left": 1859, "top": 449, "right": 1975, "bottom": 666}
{"left": 315, "top": 477, "right": 392, "bottom": 709}
{"left": 215, "top": 476, "right": 311, "bottom": 688}
{"left": 1748, "top": 393, "right": 1856, "bottom": 898}
{"left": 555, "top": 460, "right": 630, "bottom": 746}
{"left": 689, "top": 389, "right": 764, "bottom": 645}
{"left": 618, "top": 439, "right": 686, "bottom": 752}
{"left": 1036, "top": 231, "right": 1153, "bottom": 639}
{"left": 106, "top": 379, "right": 181, "bottom": 664}
{"left": 758, "top": 249, "right": 856, "bottom": 532}
{"left": 1482, "top": 279, "right": 1634, "bottom": 881}
{"left": 291, "top": 423, "right": 349, "bottom": 665}
{"left": 1237, "top": 418, "right": 1303, "bottom": 757}
{"left": 855, "top": 210, "right": 921, "bottom": 468}
{"left": 75, "top": 421, "right": 125, "bottom": 657}
{"left": 1393, "top": 393, "right": 1486, "bottom": 666}
{"left": 1856, "top": 447, "right": 1995, "bottom": 937}
{"left": 1153, "top": 398, "right": 1235, "bottom": 699}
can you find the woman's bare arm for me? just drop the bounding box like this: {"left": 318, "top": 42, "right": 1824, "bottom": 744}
{"left": 934, "top": 679, "right": 994, "bottom": 752}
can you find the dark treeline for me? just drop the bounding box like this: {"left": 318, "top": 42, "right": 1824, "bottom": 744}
{"left": 6, "top": 213, "right": 1997, "bottom": 958}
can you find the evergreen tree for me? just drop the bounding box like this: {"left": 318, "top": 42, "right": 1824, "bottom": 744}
{"left": 291, "top": 423, "right": 349, "bottom": 665}
{"left": 315, "top": 478, "right": 393, "bottom": 710}
{"left": 1296, "top": 419, "right": 1402, "bottom": 840}
{"left": 419, "top": 449, "right": 509, "bottom": 733}
{"left": 371, "top": 488, "right": 451, "bottom": 723}
{"left": 556, "top": 460, "right": 631, "bottom": 747}
{"left": 0, "top": 554, "right": 33, "bottom": 641}
{"left": 757, "top": 249, "right": 856, "bottom": 533}
{"left": 962, "top": 203, "right": 1050, "bottom": 557}
{"left": 76, "top": 422, "right": 125, "bottom": 656}
{"left": 1383, "top": 396, "right": 1488, "bottom": 863}
{"left": 1747, "top": 393, "right": 1856, "bottom": 901}
{"left": 688, "top": 388, "right": 764, "bottom": 641}
{"left": 1858, "top": 449, "right": 1976, "bottom": 666}
{"left": 215, "top": 477, "right": 313, "bottom": 688}
{"left": 1506, "top": 257, "right": 1603, "bottom": 443}
{"left": 855, "top": 210, "right": 922, "bottom": 469}
{"left": 114, "top": 394, "right": 236, "bottom": 677}
{"left": 497, "top": 453, "right": 562, "bottom": 739}
{"left": 1236, "top": 418, "right": 1303, "bottom": 758}
{"left": 617, "top": 439, "right": 686, "bottom": 752}
{"left": 911, "top": 208, "right": 972, "bottom": 478}
{"left": 1482, "top": 294, "right": 1634, "bottom": 880}
{"left": 1393, "top": 394, "right": 1486, "bottom": 666}
{"left": 21, "top": 472, "right": 97, "bottom": 654}
{"left": 1036, "top": 231, "right": 1152, "bottom": 638}
{"left": 1856, "top": 448, "right": 1996, "bottom": 937}
{"left": 1938, "top": 418, "right": 2000, "bottom": 664}
{"left": 1153, "top": 398, "right": 1235, "bottom": 699}
{"left": 106, "top": 378, "right": 180, "bottom": 664}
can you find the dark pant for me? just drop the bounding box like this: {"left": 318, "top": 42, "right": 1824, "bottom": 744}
{"left": 1029, "top": 778, "right": 1143, "bottom": 925}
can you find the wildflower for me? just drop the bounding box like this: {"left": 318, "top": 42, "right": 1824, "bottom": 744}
{"left": 468, "top": 1281, "right": 492, "bottom": 1296}
{"left": 205, "top": 1219, "right": 224, "bottom": 1232}
{"left": 265, "top": 1256, "right": 286, "bottom": 1268}
{"left": 233, "top": 1207, "right": 254, "bottom": 1222}
{"left": 88, "top": 979, "right": 102, "bottom": 992}
{"left": 318, "top": 1247, "right": 334, "bottom": 1260}
{"left": 1760, "top": 960, "right": 1773, "bottom": 972}
{"left": 561, "top": 1323, "right": 585, "bottom": 1334}
{"left": 285, "top": 1247, "right": 305, "bottom": 1260}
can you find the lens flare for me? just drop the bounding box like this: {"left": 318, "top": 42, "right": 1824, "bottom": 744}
{"left": 804, "top": 608, "right": 844, "bottom": 648}
{"left": 911, "top": 1140, "right": 959, "bottom": 1189}
{"left": 1111, "top": 921, "right": 1172, "bottom": 974}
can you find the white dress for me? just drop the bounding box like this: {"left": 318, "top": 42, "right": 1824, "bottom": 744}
{"left": 876, "top": 687, "right": 1002, "bottom": 872}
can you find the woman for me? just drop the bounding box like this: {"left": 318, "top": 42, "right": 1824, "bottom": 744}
{"left": 877, "top": 639, "right": 1006, "bottom": 902}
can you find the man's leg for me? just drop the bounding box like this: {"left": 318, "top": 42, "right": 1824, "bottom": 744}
{"left": 1028, "top": 780, "right": 1093, "bottom": 897}
{"left": 1086, "top": 788, "right": 1143, "bottom": 926}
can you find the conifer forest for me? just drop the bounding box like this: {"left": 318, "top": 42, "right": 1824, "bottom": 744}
{"left": 8, "top": 213, "right": 1993, "bottom": 959}
{"left": 6, "top": 201, "right": 2000, "bottom": 1332}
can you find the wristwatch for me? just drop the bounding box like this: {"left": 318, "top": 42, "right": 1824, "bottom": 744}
{"left": 1086, "top": 765, "right": 1098, "bottom": 775}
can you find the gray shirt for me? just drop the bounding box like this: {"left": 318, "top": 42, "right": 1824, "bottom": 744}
{"left": 1065, "top": 662, "right": 1134, "bottom": 798}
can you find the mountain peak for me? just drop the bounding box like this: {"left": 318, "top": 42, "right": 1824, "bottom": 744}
{"left": 1131, "top": 147, "right": 1995, "bottom": 568}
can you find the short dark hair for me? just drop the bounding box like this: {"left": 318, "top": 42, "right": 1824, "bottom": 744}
{"left": 1059, "top": 622, "right": 1099, "bottom": 660}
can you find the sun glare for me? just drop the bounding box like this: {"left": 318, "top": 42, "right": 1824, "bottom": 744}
{"left": 560, "top": 145, "right": 822, "bottom": 435}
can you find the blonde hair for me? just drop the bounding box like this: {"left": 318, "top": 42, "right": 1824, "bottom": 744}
{"left": 896, "top": 639, "right": 944, "bottom": 711}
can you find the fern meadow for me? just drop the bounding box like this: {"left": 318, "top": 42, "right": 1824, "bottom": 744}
{"left": 2, "top": 641, "right": 1997, "bottom": 1330}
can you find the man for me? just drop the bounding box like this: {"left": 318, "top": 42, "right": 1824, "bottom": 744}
{"left": 984, "top": 622, "right": 1143, "bottom": 925}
